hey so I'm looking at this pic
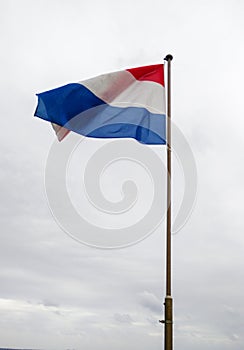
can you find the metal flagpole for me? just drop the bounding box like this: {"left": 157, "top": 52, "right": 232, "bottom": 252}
{"left": 159, "top": 54, "right": 173, "bottom": 350}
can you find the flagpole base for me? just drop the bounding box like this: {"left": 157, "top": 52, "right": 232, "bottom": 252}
{"left": 164, "top": 296, "right": 173, "bottom": 350}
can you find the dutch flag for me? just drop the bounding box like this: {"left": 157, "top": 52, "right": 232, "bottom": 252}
{"left": 34, "top": 64, "right": 166, "bottom": 145}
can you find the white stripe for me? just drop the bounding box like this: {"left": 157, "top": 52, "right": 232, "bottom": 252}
{"left": 110, "top": 80, "right": 165, "bottom": 114}
{"left": 52, "top": 123, "right": 70, "bottom": 141}
{"left": 80, "top": 70, "right": 165, "bottom": 114}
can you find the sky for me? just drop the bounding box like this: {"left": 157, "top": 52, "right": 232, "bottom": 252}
{"left": 0, "top": 0, "right": 244, "bottom": 349}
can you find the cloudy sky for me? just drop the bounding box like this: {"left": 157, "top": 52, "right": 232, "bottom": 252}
{"left": 1, "top": 0, "right": 244, "bottom": 349}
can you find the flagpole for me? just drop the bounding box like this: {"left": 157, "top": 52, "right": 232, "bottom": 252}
{"left": 160, "top": 54, "right": 173, "bottom": 350}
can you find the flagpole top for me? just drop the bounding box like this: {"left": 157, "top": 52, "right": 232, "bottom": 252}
{"left": 164, "top": 54, "right": 173, "bottom": 61}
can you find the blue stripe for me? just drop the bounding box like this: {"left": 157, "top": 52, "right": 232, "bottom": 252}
{"left": 87, "top": 123, "right": 165, "bottom": 145}
{"left": 35, "top": 83, "right": 106, "bottom": 124}
{"left": 35, "top": 83, "right": 166, "bottom": 145}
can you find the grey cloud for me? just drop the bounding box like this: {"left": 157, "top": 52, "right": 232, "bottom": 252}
{"left": 113, "top": 313, "right": 133, "bottom": 323}
{"left": 139, "top": 291, "right": 161, "bottom": 313}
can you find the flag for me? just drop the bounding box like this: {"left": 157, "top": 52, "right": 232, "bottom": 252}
{"left": 34, "top": 64, "right": 166, "bottom": 144}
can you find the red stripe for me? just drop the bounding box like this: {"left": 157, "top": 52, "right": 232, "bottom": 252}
{"left": 126, "top": 64, "right": 164, "bottom": 87}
